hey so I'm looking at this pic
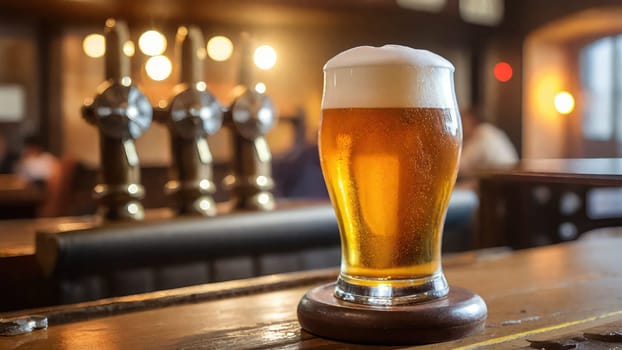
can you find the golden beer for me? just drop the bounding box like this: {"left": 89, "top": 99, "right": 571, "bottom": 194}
{"left": 321, "top": 107, "right": 460, "bottom": 278}
{"left": 320, "top": 45, "right": 462, "bottom": 305}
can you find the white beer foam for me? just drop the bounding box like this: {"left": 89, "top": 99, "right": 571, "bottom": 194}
{"left": 322, "top": 45, "right": 456, "bottom": 109}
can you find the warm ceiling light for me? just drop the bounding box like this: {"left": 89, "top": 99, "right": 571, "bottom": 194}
{"left": 145, "top": 55, "right": 172, "bottom": 81}
{"left": 554, "top": 91, "right": 575, "bottom": 115}
{"left": 255, "top": 82, "right": 266, "bottom": 94}
{"left": 138, "top": 30, "right": 167, "bottom": 56}
{"left": 254, "top": 45, "right": 277, "bottom": 70}
{"left": 177, "top": 26, "right": 188, "bottom": 37}
{"left": 494, "top": 62, "right": 513, "bottom": 82}
{"left": 207, "top": 35, "right": 234, "bottom": 62}
{"left": 123, "top": 41, "right": 135, "bottom": 57}
{"left": 83, "top": 34, "right": 105, "bottom": 58}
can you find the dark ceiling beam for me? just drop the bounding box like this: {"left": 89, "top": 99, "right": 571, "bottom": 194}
{"left": 0, "top": 0, "right": 470, "bottom": 27}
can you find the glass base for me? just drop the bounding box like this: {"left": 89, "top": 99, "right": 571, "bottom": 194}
{"left": 334, "top": 272, "right": 449, "bottom": 306}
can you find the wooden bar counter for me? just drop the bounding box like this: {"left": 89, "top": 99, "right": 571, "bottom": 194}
{"left": 1, "top": 236, "right": 622, "bottom": 349}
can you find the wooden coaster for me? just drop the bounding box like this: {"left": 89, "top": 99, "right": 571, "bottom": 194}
{"left": 297, "top": 282, "right": 487, "bottom": 345}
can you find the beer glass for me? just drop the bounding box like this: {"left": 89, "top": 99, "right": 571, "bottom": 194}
{"left": 319, "top": 45, "right": 462, "bottom": 306}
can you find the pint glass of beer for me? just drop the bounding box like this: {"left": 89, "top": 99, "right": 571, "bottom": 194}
{"left": 320, "top": 45, "right": 462, "bottom": 306}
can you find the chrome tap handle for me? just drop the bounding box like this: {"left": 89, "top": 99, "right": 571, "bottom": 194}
{"left": 231, "top": 89, "right": 276, "bottom": 140}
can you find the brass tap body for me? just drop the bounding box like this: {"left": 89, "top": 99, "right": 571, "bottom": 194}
{"left": 82, "top": 19, "right": 152, "bottom": 221}
{"left": 155, "top": 26, "right": 223, "bottom": 216}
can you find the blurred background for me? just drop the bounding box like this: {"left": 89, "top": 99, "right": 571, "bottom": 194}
{"left": 1, "top": 0, "right": 622, "bottom": 311}
{"left": 0, "top": 0, "right": 620, "bottom": 217}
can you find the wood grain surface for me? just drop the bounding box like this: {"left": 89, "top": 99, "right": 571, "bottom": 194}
{"left": 1, "top": 237, "right": 621, "bottom": 349}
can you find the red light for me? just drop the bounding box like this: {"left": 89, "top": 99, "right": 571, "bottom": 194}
{"left": 494, "top": 62, "right": 513, "bottom": 82}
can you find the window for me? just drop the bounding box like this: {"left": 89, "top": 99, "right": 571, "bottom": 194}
{"left": 579, "top": 35, "right": 622, "bottom": 144}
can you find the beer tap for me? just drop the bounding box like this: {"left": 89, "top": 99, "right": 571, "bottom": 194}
{"left": 223, "top": 33, "right": 277, "bottom": 211}
{"left": 82, "top": 19, "right": 153, "bottom": 221}
{"left": 154, "top": 26, "right": 223, "bottom": 216}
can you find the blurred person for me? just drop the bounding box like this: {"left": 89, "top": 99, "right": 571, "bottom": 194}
{"left": 15, "top": 135, "right": 60, "bottom": 188}
{"left": 458, "top": 107, "right": 518, "bottom": 182}
{"left": 274, "top": 142, "right": 328, "bottom": 199}
{"left": 15, "top": 135, "right": 70, "bottom": 217}
{"left": 272, "top": 109, "right": 328, "bottom": 199}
